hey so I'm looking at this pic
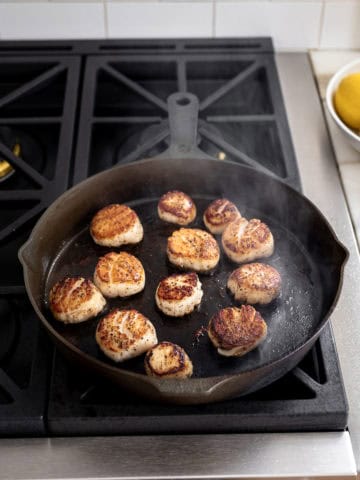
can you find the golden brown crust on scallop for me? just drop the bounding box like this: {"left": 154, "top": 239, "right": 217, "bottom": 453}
{"left": 94, "top": 251, "right": 145, "bottom": 298}
{"left": 96, "top": 309, "right": 147, "bottom": 351}
{"left": 50, "top": 277, "right": 93, "bottom": 314}
{"left": 158, "top": 191, "right": 196, "bottom": 225}
{"left": 90, "top": 204, "right": 143, "bottom": 246}
{"left": 208, "top": 305, "right": 267, "bottom": 355}
{"left": 156, "top": 272, "right": 198, "bottom": 301}
{"left": 91, "top": 204, "right": 137, "bottom": 239}
{"left": 95, "top": 309, "right": 157, "bottom": 362}
{"left": 95, "top": 252, "right": 144, "bottom": 284}
{"left": 49, "top": 277, "right": 106, "bottom": 323}
{"left": 203, "top": 198, "right": 241, "bottom": 234}
{"left": 222, "top": 218, "right": 274, "bottom": 263}
{"left": 228, "top": 263, "right": 281, "bottom": 304}
{"left": 167, "top": 228, "right": 220, "bottom": 271}
{"left": 144, "top": 341, "right": 193, "bottom": 378}
{"left": 155, "top": 272, "right": 203, "bottom": 317}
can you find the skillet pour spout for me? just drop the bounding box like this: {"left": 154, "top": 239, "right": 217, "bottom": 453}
{"left": 18, "top": 92, "right": 348, "bottom": 405}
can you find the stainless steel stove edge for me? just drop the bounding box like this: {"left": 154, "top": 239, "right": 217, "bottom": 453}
{"left": 0, "top": 432, "right": 356, "bottom": 480}
{"left": 0, "top": 53, "right": 358, "bottom": 480}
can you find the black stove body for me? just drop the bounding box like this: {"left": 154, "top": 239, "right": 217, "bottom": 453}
{"left": 0, "top": 38, "right": 348, "bottom": 436}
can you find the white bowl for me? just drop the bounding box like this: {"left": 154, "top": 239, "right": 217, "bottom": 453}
{"left": 326, "top": 58, "right": 360, "bottom": 153}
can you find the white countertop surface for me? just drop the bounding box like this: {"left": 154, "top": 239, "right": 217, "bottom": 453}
{"left": 310, "top": 50, "right": 360, "bottom": 249}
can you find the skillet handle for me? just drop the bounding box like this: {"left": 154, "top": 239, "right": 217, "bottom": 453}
{"left": 156, "top": 92, "right": 213, "bottom": 161}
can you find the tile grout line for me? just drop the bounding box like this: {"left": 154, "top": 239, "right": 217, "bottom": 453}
{"left": 212, "top": 0, "right": 216, "bottom": 38}
{"left": 104, "top": 0, "right": 109, "bottom": 39}
{"left": 317, "top": 0, "right": 326, "bottom": 50}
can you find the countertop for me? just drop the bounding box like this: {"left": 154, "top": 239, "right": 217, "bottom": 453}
{"left": 310, "top": 50, "right": 360, "bottom": 249}
{"left": 1, "top": 52, "right": 360, "bottom": 480}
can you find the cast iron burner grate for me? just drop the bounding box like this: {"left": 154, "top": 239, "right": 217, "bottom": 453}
{"left": 48, "top": 325, "right": 347, "bottom": 435}
{"left": 0, "top": 55, "right": 80, "bottom": 435}
{"left": 74, "top": 43, "right": 299, "bottom": 187}
{"left": 0, "top": 38, "right": 348, "bottom": 436}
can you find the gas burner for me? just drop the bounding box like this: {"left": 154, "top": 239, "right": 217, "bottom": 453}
{"left": 115, "top": 120, "right": 169, "bottom": 163}
{"left": 0, "top": 126, "right": 46, "bottom": 186}
{"left": 75, "top": 51, "right": 299, "bottom": 185}
{"left": 0, "top": 127, "right": 18, "bottom": 182}
{"left": 0, "top": 56, "right": 80, "bottom": 244}
{"left": 115, "top": 119, "right": 227, "bottom": 164}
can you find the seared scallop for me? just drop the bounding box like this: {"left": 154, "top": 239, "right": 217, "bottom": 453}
{"left": 155, "top": 272, "right": 203, "bottom": 317}
{"left": 158, "top": 190, "right": 196, "bottom": 225}
{"left": 208, "top": 305, "right": 267, "bottom": 357}
{"left": 203, "top": 198, "right": 241, "bottom": 234}
{"left": 222, "top": 217, "right": 274, "bottom": 263}
{"left": 144, "top": 341, "right": 193, "bottom": 379}
{"left": 94, "top": 251, "right": 145, "bottom": 298}
{"left": 90, "top": 204, "right": 143, "bottom": 247}
{"left": 49, "top": 277, "right": 106, "bottom": 324}
{"left": 167, "top": 228, "right": 220, "bottom": 272}
{"left": 228, "top": 263, "right": 281, "bottom": 305}
{"left": 95, "top": 309, "right": 157, "bottom": 362}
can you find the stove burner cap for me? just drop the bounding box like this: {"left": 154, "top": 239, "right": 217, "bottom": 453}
{"left": 115, "top": 119, "right": 226, "bottom": 165}
{"left": 0, "top": 127, "right": 20, "bottom": 182}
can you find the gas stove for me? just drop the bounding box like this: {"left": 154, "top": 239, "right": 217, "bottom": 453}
{"left": 0, "top": 39, "right": 359, "bottom": 479}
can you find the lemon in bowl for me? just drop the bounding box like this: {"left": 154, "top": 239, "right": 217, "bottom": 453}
{"left": 334, "top": 73, "right": 360, "bottom": 130}
{"left": 326, "top": 59, "right": 360, "bottom": 152}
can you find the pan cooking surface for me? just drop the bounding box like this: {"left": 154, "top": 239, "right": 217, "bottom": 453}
{"left": 45, "top": 197, "right": 322, "bottom": 378}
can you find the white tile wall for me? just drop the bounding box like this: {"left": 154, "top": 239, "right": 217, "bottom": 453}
{"left": 0, "top": 0, "right": 358, "bottom": 49}
{"left": 106, "top": 2, "right": 213, "bottom": 38}
{"left": 0, "top": 3, "right": 105, "bottom": 39}
{"left": 320, "top": 2, "right": 360, "bottom": 49}
{"left": 215, "top": 1, "right": 322, "bottom": 50}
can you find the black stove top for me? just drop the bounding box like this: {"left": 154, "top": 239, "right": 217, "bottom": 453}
{"left": 0, "top": 38, "right": 348, "bottom": 436}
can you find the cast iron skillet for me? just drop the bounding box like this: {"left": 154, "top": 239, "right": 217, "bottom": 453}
{"left": 19, "top": 93, "right": 348, "bottom": 405}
